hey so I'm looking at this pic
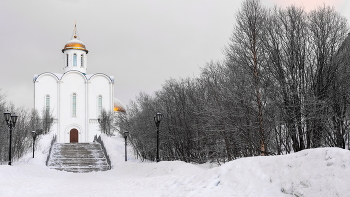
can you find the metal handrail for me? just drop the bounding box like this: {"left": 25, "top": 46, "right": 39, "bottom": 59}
{"left": 94, "top": 135, "right": 111, "bottom": 169}
{"left": 45, "top": 134, "right": 57, "bottom": 166}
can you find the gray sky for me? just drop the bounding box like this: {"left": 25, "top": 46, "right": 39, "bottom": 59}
{"left": 0, "top": 0, "right": 349, "bottom": 109}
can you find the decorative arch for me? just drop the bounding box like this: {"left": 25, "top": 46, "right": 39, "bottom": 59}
{"left": 88, "top": 73, "right": 114, "bottom": 84}
{"left": 34, "top": 72, "right": 60, "bottom": 83}
{"left": 64, "top": 124, "right": 83, "bottom": 143}
{"left": 60, "top": 70, "right": 88, "bottom": 82}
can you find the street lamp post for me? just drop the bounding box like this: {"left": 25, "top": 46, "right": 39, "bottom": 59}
{"left": 31, "top": 129, "right": 42, "bottom": 158}
{"left": 123, "top": 131, "right": 129, "bottom": 162}
{"left": 3, "top": 110, "right": 18, "bottom": 166}
{"left": 154, "top": 112, "right": 163, "bottom": 162}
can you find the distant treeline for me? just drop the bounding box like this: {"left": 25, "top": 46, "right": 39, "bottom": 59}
{"left": 117, "top": 0, "right": 350, "bottom": 164}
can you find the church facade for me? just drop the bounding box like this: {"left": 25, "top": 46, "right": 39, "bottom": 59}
{"left": 33, "top": 28, "right": 116, "bottom": 143}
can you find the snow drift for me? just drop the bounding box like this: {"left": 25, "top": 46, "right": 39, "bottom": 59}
{"left": 0, "top": 133, "right": 349, "bottom": 196}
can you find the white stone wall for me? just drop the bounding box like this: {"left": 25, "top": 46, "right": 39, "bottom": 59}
{"left": 34, "top": 73, "right": 59, "bottom": 137}
{"left": 63, "top": 49, "right": 88, "bottom": 73}
{"left": 34, "top": 71, "right": 114, "bottom": 143}
{"left": 88, "top": 74, "right": 114, "bottom": 140}
{"left": 59, "top": 71, "right": 87, "bottom": 143}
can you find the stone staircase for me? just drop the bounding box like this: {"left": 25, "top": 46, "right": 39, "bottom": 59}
{"left": 47, "top": 143, "right": 110, "bottom": 173}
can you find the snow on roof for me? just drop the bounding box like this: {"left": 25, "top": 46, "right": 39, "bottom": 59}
{"left": 52, "top": 73, "right": 63, "bottom": 78}
{"left": 66, "top": 38, "right": 85, "bottom": 45}
{"left": 34, "top": 71, "right": 115, "bottom": 84}
{"left": 85, "top": 74, "right": 93, "bottom": 78}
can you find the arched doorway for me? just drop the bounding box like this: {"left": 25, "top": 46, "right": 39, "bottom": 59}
{"left": 70, "top": 129, "right": 78, "bottom": 143}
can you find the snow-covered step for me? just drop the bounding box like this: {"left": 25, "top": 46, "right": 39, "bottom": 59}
{"left": 47, "top": 143, "right": 110, "bottom": 173}
{"left": 48, "top": 158, "right": 108, "bottom": 165}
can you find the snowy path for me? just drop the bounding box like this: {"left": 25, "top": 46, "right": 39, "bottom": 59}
{"left": 1, "top": 134, "right": 350, "bottom": 196}
{"left": 0, "top": 164, "right": 166, "bottom": 196}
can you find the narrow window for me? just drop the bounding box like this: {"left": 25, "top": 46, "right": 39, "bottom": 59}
{"left": 98, "top": 95, "right": 102, "bottom": 116}
{"left": 45, "top": 95, "right": 50, "bottom": 112}
{"left": 72, "top": 93, "right": 77, "bottom": 117}
{"left": 81, "top": 54, "right": 84, "bottom": 67}
{"left": 73, "top": 54, "right": 77, "bottom": 67}
{"left": 66, "top": 54, "right": 69, "bottom": 67}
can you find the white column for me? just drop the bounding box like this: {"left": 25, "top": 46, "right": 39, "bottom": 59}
{"left": 110, "top": 81, "right": 113, "bottom": 111}
{"left": 85, "top": 80, "right": 89, "bottom": 142}
{"left": 57, "top": 80, "right": 61, "bottom": 143}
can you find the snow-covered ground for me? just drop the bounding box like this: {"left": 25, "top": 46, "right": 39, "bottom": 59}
{"left": 1, "top": 133, "right": 350, "bottom": 197}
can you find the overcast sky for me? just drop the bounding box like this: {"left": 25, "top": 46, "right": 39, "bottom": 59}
{"left": 0, "top": 0, "right": 349, "bottom": 109}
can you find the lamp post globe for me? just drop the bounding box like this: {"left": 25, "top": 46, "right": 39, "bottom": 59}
{"left": 11, "top": 113, "right": 18, "bottom": 125}
{"left": 154, "top": 112, "right": 163, "bottom": 162}
{"left": 154, "top": 112, "right": 162, "bottom": 127}
{"left": 31, "top": 131, "right": 36, "bottom": 138}
{"left": 123, "top": 130, "right": 129, "bottom": 138}
{"left": 4, "top": 110, "right": 11, "bottom": 123}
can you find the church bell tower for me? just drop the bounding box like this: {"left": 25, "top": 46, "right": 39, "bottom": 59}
{"left": 62, "top": 24, "right": 88, "bottom": 74}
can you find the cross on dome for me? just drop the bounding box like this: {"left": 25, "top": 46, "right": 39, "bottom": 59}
{"left": 62, "top": 23, "right": 88, "bottom": 53}
{"left": 73, "top": 22, "right": 78, "bottom": 39}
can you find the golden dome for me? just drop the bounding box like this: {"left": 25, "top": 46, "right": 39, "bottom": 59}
{"left": 114, "top": 98, "right": 126, "bottom": 112}
{"left": 114, "top": 106, "right": 126, "bottom": 112}
{"left": 62, "top": 39, "right": 89, "bottom": 53}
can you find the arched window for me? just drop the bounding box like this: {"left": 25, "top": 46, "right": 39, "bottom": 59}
{"left": 45, "top": 95, "right": 50, "bottom": 112}
{"left": 98, "top": 95, "right": 102, "bottom": 116}
{"left": 73, "top": 54, "right": 77, "bottom": 67}
{"left": 72, "top": 93, "right": 77, "bottom": 117}
{"left": 66, "top": 54, "right": 69, "bottom": 67}
{"left": 81, "top": 54, "right": 84, "bottom": 67}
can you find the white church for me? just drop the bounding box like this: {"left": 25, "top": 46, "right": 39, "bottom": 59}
{"left": 33, "top": 26, "right": 124, "bottom": 143}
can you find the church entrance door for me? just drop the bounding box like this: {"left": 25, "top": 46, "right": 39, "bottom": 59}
{"left": 70, "top": 129, "right": 78, "bottom": 143}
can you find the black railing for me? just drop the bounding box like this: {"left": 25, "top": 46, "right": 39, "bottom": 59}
{"left": 94, "top": 135, "right": 111, "bottom": 169}
{"left": 46, "top": 134, "right": 57, "bottom": 166}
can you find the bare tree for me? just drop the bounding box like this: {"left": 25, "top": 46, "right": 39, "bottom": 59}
{"left": 42, "top": 108, "right": 54, "bottom": 134}
{"left": 98, "top": 109, "right": 115, "bottom": 136}
{"left": 226, "top": 0, "right": 268, "bottom": 155}
{"left": 308, "top": 5, "right": 348, "bottom": 148}
{"left": 115, "top": 0, "right": 350, "bottom": 164}
{"left": 263, "top": 5, "right": 309, "bottom": 152}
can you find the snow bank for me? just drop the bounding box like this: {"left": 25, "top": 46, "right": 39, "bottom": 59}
{"left": 164, "top": 148, "right": 350, "bottom": 196}
{"left": 101, "top": 134, "right": 350, "bottom": 196}
{"left": 1, "top": 134, "right": 350, "bottom": 197}
{"left": 15, "top": 132, "right": 55, "bottom": 165}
